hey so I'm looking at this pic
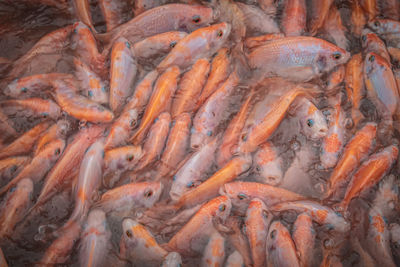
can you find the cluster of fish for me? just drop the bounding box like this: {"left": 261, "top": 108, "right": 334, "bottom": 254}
{"left": 0, "top": 0, "right": 400, "bottom": 266}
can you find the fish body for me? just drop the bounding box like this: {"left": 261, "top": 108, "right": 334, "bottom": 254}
{"left": 0, "top": 98, "right": 61, "bottom": 120}
{"left": 293, "top": 213, "right": 315, "bottom": 267}
{"left": 282, "top": 0, "right": 306, "bottom": 37}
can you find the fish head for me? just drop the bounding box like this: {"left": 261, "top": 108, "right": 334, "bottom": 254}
{"left": 124, "top": 146, "right": 144, "bottom": 167}
{"left": 47, "top": 139, "right": 66, "bottom": 162}
{"left": 121, "top": 218, "right": 146, "bottom": 248}
{"left": 210, "top": 195, "right": 232, "bottom": 223}
{"left": 253, "top": 143, "right": 283, "bottom": 186}
{"left": 179, "top": 6, "right": 214, "bottom": 32}
{"left": 169, "top": 177, "right": 201, "bottom": 201}
{"left": 220, "top": 182, "right": 251, "bottom": 214}
{"left": 361, "top": 32, "right": 383, "bottom": 51}
{"left": 297, "top": 99, "right": 328, "bottom": 140}
{"left": 85, "top": 209, "right": 107, "bottom": 231}
{"left": 138, "top": 182, "right": 163, "bottom": 208}
{"left": 207, "top": 22, "right": 231, "bottom": 48}
{"left": 367, "top": 19, "right": 386, "bottom": 35}
{"left": 246, "top": 198, "right": 273, "bottom": 227}
{"left": 4, "top": 78, "right": 30, "bottom": 98}
{"left": 318, "top": 47, "right": 350, "bottom": 75}
{"left": 266, "top": 221, "right": 291, "bottom": 252}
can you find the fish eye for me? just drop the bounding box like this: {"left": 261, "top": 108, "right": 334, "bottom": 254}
{"left": 130, "top": 119, "right": 136, "bottom": 128}
{"left": 192, "top": 15, "right": 201, "bottom": 23}
{"left": 170, "top": 41, "right": 177, "bottom": 48}
{"left": 369, "top": 55, "right": 375, "bottom": 62}
{"left": 219, "top": 204, "right": 226, "bottom": 211}
{"left": 21, "top": 87, "right": 27, "bottom": 93}
{"left": 88, "top": 90, "right": 93, "bottom": 97}
{"left": 54, "top": 148, "right": 61, "bottom": 155}
{"left": 262, "top": 210, "right": 268, "bottom": 218}
{"left": 307, "top": 119, "right": 314, "bottom": 127}
{"left": 217, "top": 30, "right": 223, "bottom": 38}
{"left": 144, "top": 190, "right": 153, "bottom": 198}
{"left": 125, "top": 41, "right": 131, "bottom": 48}
{"left": 10, "top": 165, "right": 17, "bottom": 173}
{"left": 361, "top": 35, "right": 367, "bottom": 42}
{"left": 374, "top": 20, "right": 380, "bottom": 27}
{"left": 237, "top": 193, "right": 248, "bottom": 200}
{"left": 186, "top": 181, "right": 195, "bottom": 188}
{"left": 255, "top": 166, "right": 261, "bottom": 172}
{"left": 126, "top": 154, "right": 134, "bottom": 161}
{"left": 241, "top": 133, "right": 247, "bottom": 141}
{"left": 270, "top": 229, "right": 277, "bottom": 239}
{"left": 126, "top": 230, "right": 132, "bottom": 238}
{"left": 332, "top": 52, "right": 341, "bottom": 60}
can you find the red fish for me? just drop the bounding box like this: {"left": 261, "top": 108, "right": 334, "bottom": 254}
{"left": 293, "top": 213, "right": 316, "bottom": 267}
{"left": 244, "top": 33, "right": 285, "bottom": 50}
{"left": 0, "top": 98, "right": 61, "bottom": 120}
{"left": 282, "top": 0, "right": 306, "bottom": 37}
{"left": 34, "top": 120, "right": 70, "bottom": 156}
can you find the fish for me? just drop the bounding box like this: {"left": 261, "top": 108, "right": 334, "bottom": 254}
{"left": 29, "top": 125, "right": 103, "bottom": 212}
{"left": 320, "top": 96, "right": 346, "bottom": 169}
{"left": 293, "top": 213, "right": 316, "bottom": 267}
{"left": 74, "top": 57, "right": 108, "bottom": 105}
{"left": 73, "top": 0, "right": 95, "bottom": 33}
{"left": 271, "top": 200, "right": 350, "bottom": 232}
{"left": 245, "top": 198, "right": 272, "bottom": 267}
{"left": 0, "top": 156, "right": 30, "bottom": 184}
{"left": 217, "top": 89, "right": 253, "bottom": 167}
{"left": 132, "top": 31, "right": 188, "bottom": 63}
{"left": 371, "top": 175, "right": 399, "bottom": 220}
{"left": 95, "top": 182, "right": 163, "bottom": 214}
{"left": 0, "top": 98, "right": 61, "bottom": 120}
{"left": 191, "top": 71, "right": 239, "bottom": 149}
{"left": 67, "top": 140, "right": 104, "bottom": 224}
{"left": 236, "top": 2, "right": 279, "bottom": 35}
{"left": 52, "top": 78, "right": 114, "bottom": 123}
{"left": 109, "top": 37, "right": 138, "bottom": 114}
{"left": 361, "top": 32, "right": 391, "bottom": 63}
{"left": 244, "top": 33, "right": 285, "bottom": 50}
{"left": 38, "top": 221, "right": 81, "bottom": 266}
{"left": 130, "top": 66, "right": 179, "bottom": 145}
{"left": 308, "top": 0, "right": 334, "bottom": 35}
{"left": 78, "top": 209, "right": 112, "bottom": 267}
{"left": 0, "top": 120, "right": 51, "bottom": 160}
{"left": 120, "top": 218, "right": 168, "bottom": 266}
{"left": 351, "top": 0, "right": 367, "bottom": 37}
{"left": 388, "top": 47, "right": 400, "bottom": 63}
{"left": 71, "top": 22, "right": 106, "bottom": 78}
{"left": 368, "top": 19, "right": 400, "bottom": 48}
{"left": 252, "top": 142, "right": 283, "bottom": 186}
{"left": 266, "top": 221, "right": 300, "bottom": 267}
{"left": 157, "top": 113, "right": 191, "bottom": 179}
{"left": 98, "top": 0, "right": 126, "bottom": 31}
{"left": 196, "top": 48, "right": 230, "bottom": 110}
{"left": 281, "top": 0, "right": 306, "bottom": 37}
{"left": 176, "top": 154, "right": 252, "bottom": 209}
{"left": 4, "top": 73, "right": 75, "bottom": 99}
{"left": 169, "top": 136, "right": 218, "bottom": 201}
{"left": 339, "top": 145, "right": 399, "bottom": 211}
{"left": 201, "top": 231, "right": 225, "bottom": 267}
{"left": 323, "top": 4, "right": 349, "bottom": 50}
{"left": 103, "top": 145, "right": 143, "bottom": 188}
{"left": 247, "top": 36, "right": 350, "bottom": 82}
{"left": 324, "top": 122, "right": 377, "bottom": 200}
{"left": 220, "top": 181, "right": 305, "bottom": 215}
{"left": 0, "top": 139, "right": 65, "bottom": 196}
{"left": 0, "top": 178, "right": 33, "bottom": 240}
{"left": 167, "top": 196, "right": 232, "bottom": 255}
{"left": 135, "top": 112, "right": 171, "bottom": 171}
{"left": 345, "top": 53, "right": 365, "bottom": 127}
{"left": 161, "top": 252, "right": 182, "bottom": 267}
{"left": 225, "top": 251, "right": 244, "bottom": 267}
{"left": 292, "top": 97, "right": 328, "bottom": 140}
{"left": 98, "top": 4, "right": 214, "bottom": 48}
{"left": 326, "top": 65, "right": 345, "bottom": 94}
{"left": 157, "top": 23, "right": 231, "bottom": 72}
{"left": 34, "top": 120, "right": 70, "bottom": 156}
{"left": 238, "top": 87, "right": 311, "bottom": 153}
{"left": 130, "top": 70, "right": 159, "bottom": 115}
{"left": 171, "top": 58, "right": 210, "bottom": 118}
{"left": 361, "top": 0, "right": 378, "bottom": 21}
{"left": 389, "top": 223, "right": 400, "bottom": 264}
{"left": 134, "top": 0, "right": 168, "bottom": 16}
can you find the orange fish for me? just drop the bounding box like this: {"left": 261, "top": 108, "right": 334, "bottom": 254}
{"left": 217, "top": 89, "right": 254, "bottom": 168}
{"left": 130, "top": 70, "right": 158, "bottom": 115}
{"left": 196, "top": 48, "right": 230, "bottom": 109}
{"left": 34, "top": 120, "right": 70, "bottom": 156}
{"left": 326, "top": 65, "right": 345, "bottom": 94}
{"left": 221, "top": 181, "right": 305, "bottom": 214}
{"left": 73, "top": 0, "right": 95, "bottom": 32}
{"left": 171, "top": 58, "right": 210, "bottom": 118}
{"left": 201, "top": 231, "right": 225, "bottom": 267}
{"left": 339, "top": 145, "right": 399, "bottom": 211}
{"left": 0, "top": 178, "right": 33, "bottom": 240}
{"left": 0, "top": 120, "right": 51, "bottom": 160}
{"left": 130, "top": 66, "right": 179, "bottom": 145}
{"left": 120, "top": 218, "right": 168, "bottom": 265}
{"left": 367, "top": 19, "right": 400, "bottom": 48}
{"left": 360, "top": 0, "right": 378, "bottom": 21}
{"left": 238, "top": 87, "right": 310, "bottom": 153}
{"left": 252, "top": 142, "right": 283, "bottom": 186}
{"left": 293, "top": 213, "right": 315, "bottom": 267}
{"left": 52, "top": 78, "right": 114, "bottom": 123}
{"left": 0, "top": 139, "right": 65, "bottom": 196}
{"left": 244, "top": 33, "right": 285, "bottom": 50}
{"left": 109, "top": 37, "right": 137, "bottom": 114}
{"left": 29, "top": 125, "right": 103, "bottom": 213}
{"left": 320, "top": 96, "right": 346, "bottom": 169}
{"left": 308, "top": 0, "right": 334, "bottom": 35}
{"left": 361, "top": 32, "right": 391, "bottom": 64}
{"left": 281, "top": 0, "right": 306, "bottom": 36}
{"left": 167, "top": 196, "right": 231, "bottom": 255}
{"left": 266, "top": 221, "right": 300, "bottom": 267}
{"left": 176, "top": 154, "right": 252, "bottom": 209}
{"left": 39, "top": 221, "right": 81, "bottom": 266}
{"left": 135, "top": 112, "right": 171, "bottom": 171}
{"left": 0, "top": 98, "right": 61, "bottom": 120}
{"left": 345, "top": 53, "right": 365, "bottom": 127}
{"left": 324, "top": 122, "right": 377, "bottom": 200}
{"left": 0, "top": 156, "right": 30, "bottom": 183}
{"left": 245, "top": 198, "right": 272, "bottom": 267}
{"left": 98, "top": 0, "right": 126, "bottom": 31}
{"left": 157, "top": 113, "right": 191, "bottom": 179}
{"left": 132, "top": 31, "right": 188, "bottom": 62}
{"left": 351, "top": 0, "right": 367, "bottom": 37}
{"left": 74, "top": 57, "right": 108, "bottom": 105}
{"left": 157, "top": 23, "right": 231, "bottom": 72}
